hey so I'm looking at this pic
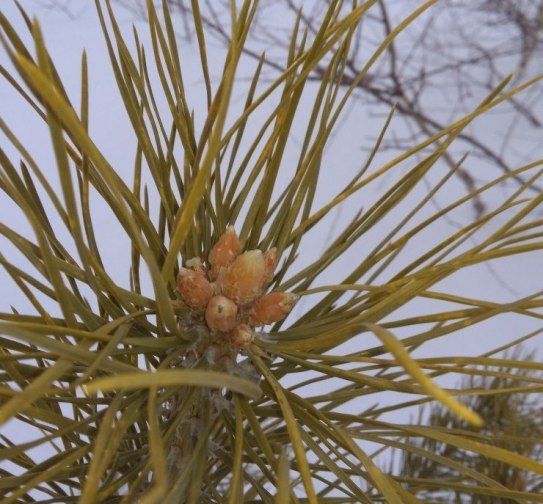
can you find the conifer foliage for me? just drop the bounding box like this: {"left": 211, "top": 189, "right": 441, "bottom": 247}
{"left": 0, "top": 1, "right": 542, "bottom": 501}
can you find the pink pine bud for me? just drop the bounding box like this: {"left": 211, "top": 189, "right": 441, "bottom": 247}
{"left": 208, "top": 226, "right": 240, "bottom": 281}
{"left": 176, "top": 267, "right": 213, "bottom": 310}
{"left": 229, "top": 323, "right": 254, "bottom": 348}
{"left": 205, "top": 295, "right": 238, "bottom": 332}
{"left": 250, "top": 291, "right": 299, "bottom": 326}
{"left": 219, "top": 250, "right": 266, "bottom": 305}
{"left": 263, "top": 247, "right": 277, "bottom": 283}
{"left": 186, "top": 257, "right": 206, "bottom": 274}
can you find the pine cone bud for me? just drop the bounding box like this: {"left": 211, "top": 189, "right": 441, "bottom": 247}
{"left": 205, "top": 295, "right": 238, "bottom": 332}
{"left": 208, "top": 226, "right": 240, "bottom": 281}
{"left": 229, "top": 323, "right": 254, "bottom": 348}
{"left": 250, "top": 291, "right": 298, "bottom": 326}
{"left": 186, "top": 257, "right": 206, "bottom": 274}
{"left": 219, "top": 250, "right": 265, "bottom": 305}
{"left": 263, "top": 247, "right": 277, "bottom": 283}
{"left": 176, "top": 267, "right": 213, "bottom": 310}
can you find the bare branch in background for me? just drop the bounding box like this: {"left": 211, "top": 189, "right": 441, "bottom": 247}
{"left": 396, "top": 349, "right": 543, "bottom": 501}
{"left": 44, "top": 0, "right": 543, "bottom": 213}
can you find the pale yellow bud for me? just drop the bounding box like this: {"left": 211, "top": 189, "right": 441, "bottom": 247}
{"left": 229, "top": 323, "right": 254, "bottom": 348}
{"left": 186, "top": 257, "right": 206, "bottom": 274}
{"left": 205, "top": 295, "right": 238, "bottom": 332}
{"left": 208, "top": 226, "right": 240, "bottom": 281}
{"left": 263, "top": 247, "right": 277, "bottom": 283}
{"left": 176, "top": 267, "right": 213, "bottom": 310}
{"left": 219, "top": 250, "right": 265, "bottom": 305}
{"left": 250, "top": 291, "right": 298, "bottom": 326}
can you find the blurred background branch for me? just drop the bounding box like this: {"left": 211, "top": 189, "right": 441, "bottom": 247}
{"left": 394, "top": 349, "right": 543, "bottom": 502}
{"left": 44, "top": 0, "right": 543, "bottom": 214}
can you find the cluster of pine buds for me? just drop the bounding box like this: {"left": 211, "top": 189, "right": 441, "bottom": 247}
{"left": 176, "top": 227, "right": 298, "bottom": 355}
